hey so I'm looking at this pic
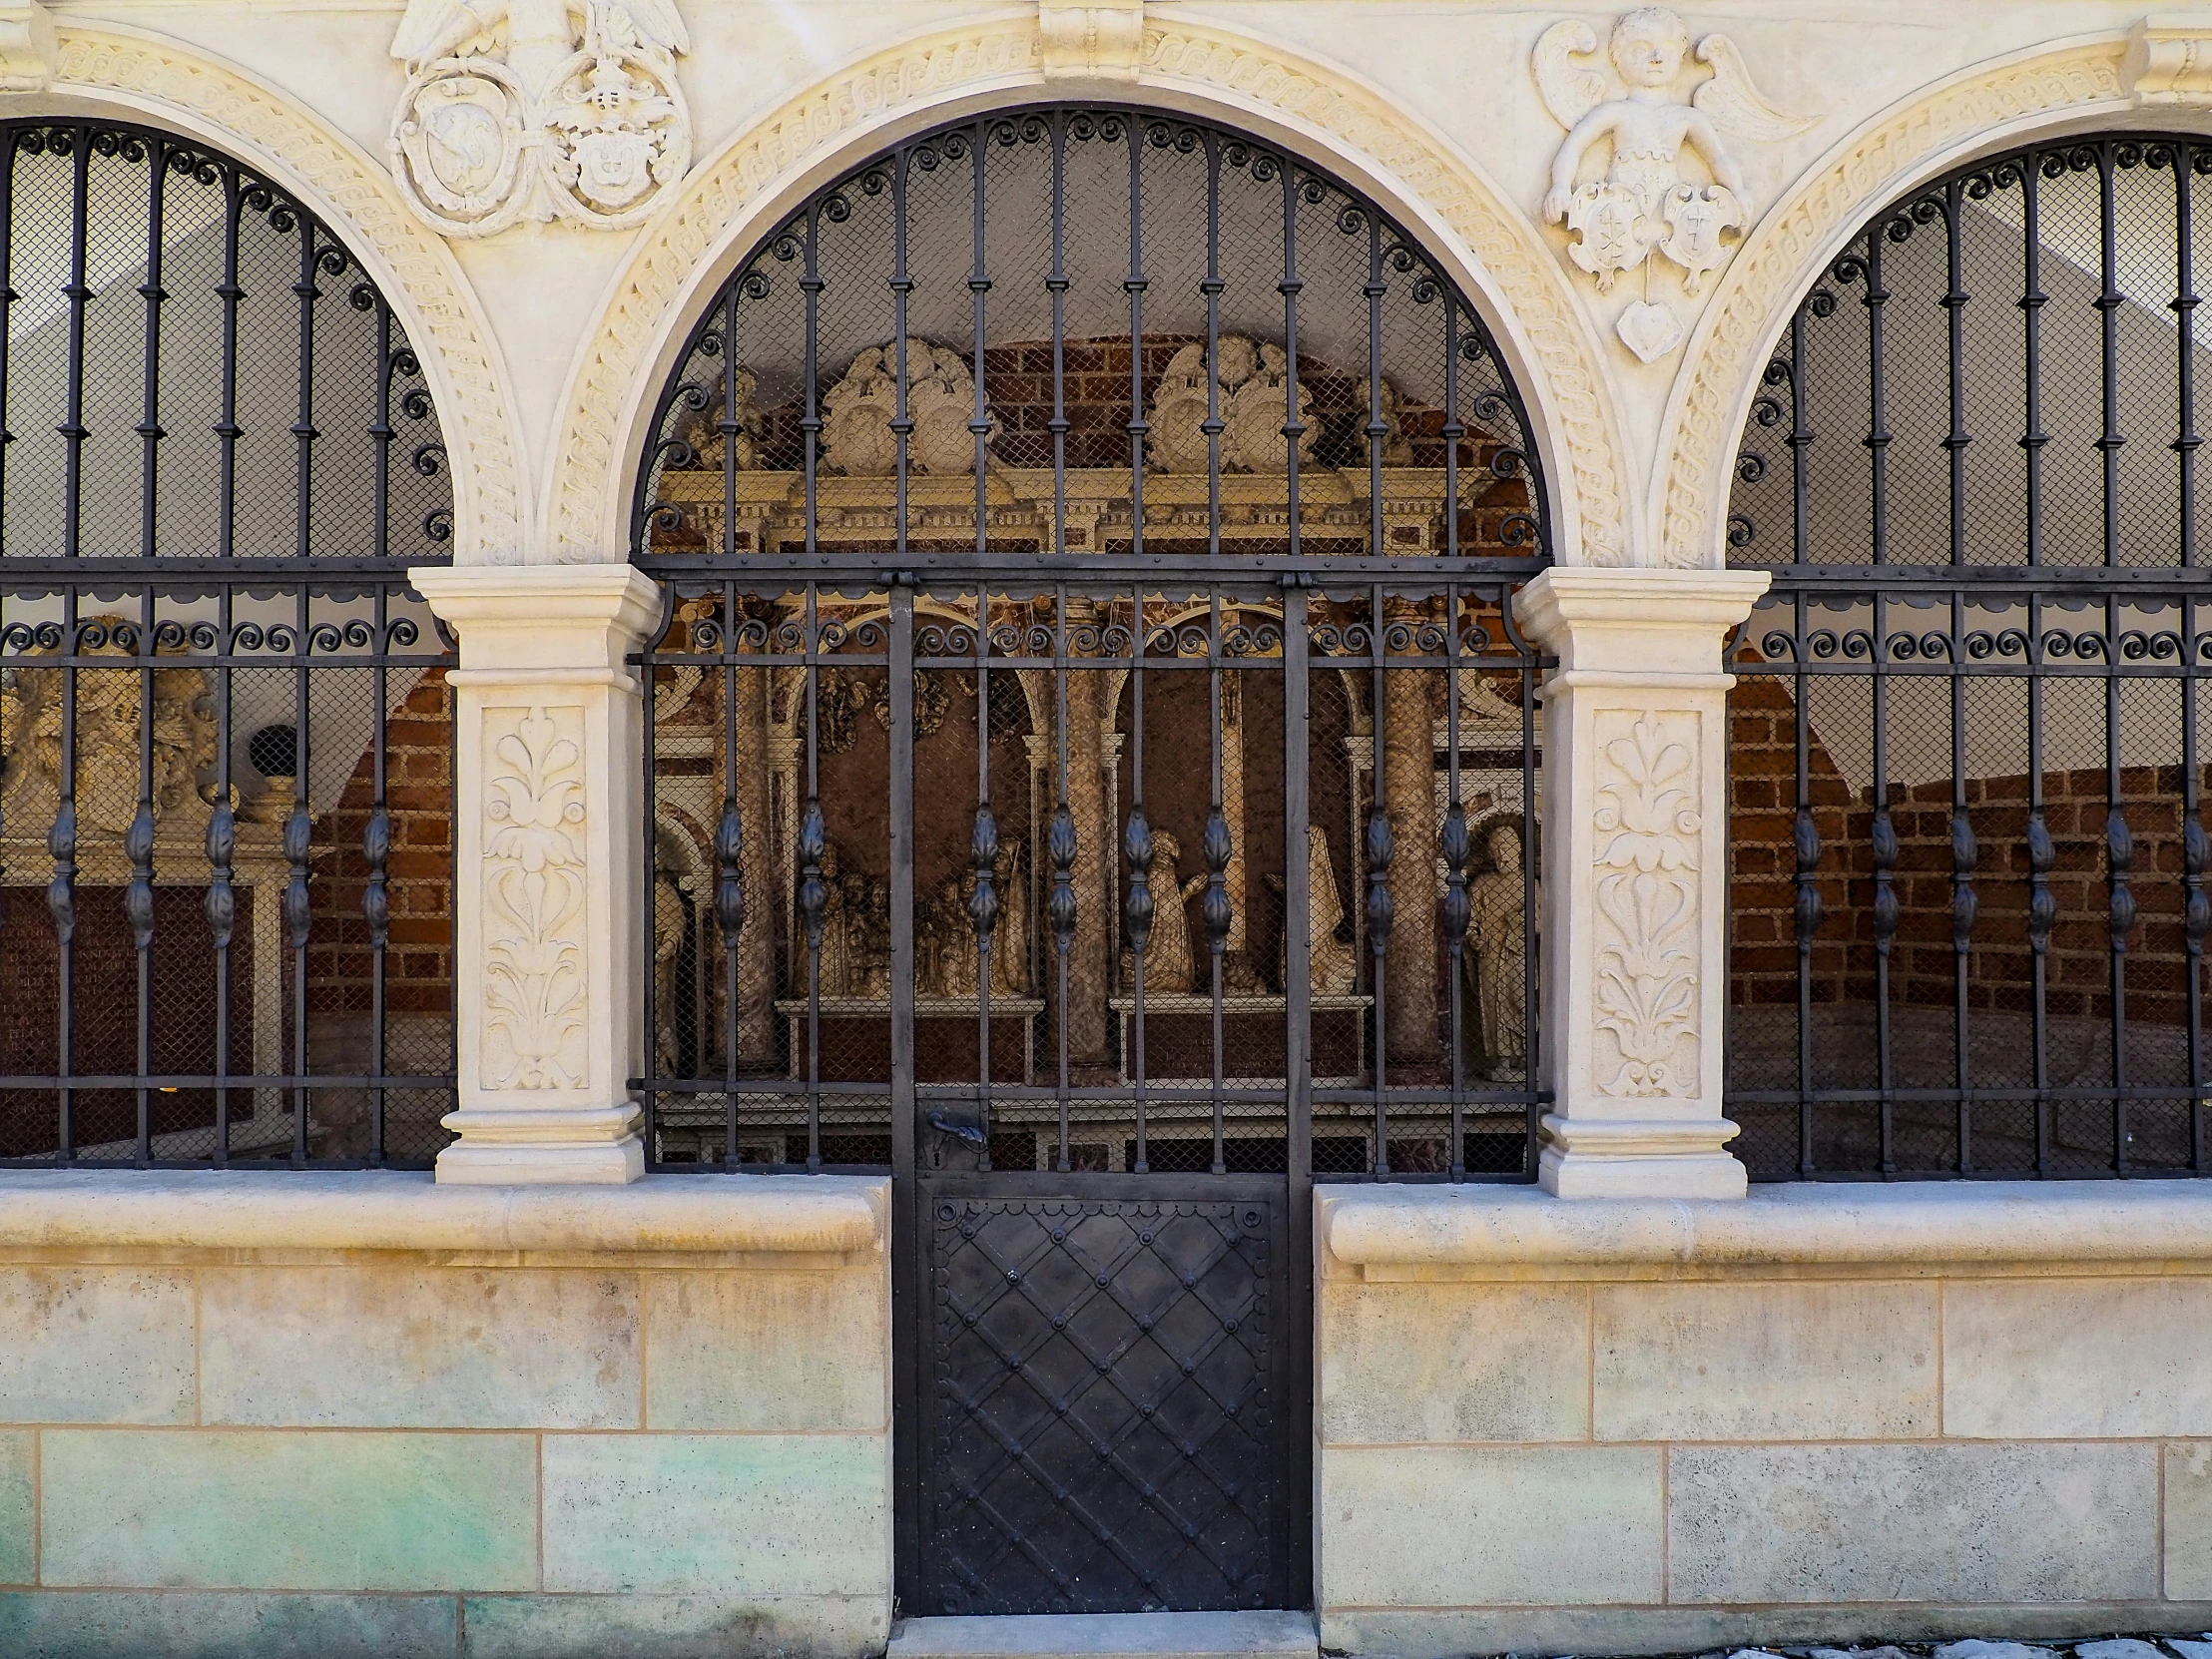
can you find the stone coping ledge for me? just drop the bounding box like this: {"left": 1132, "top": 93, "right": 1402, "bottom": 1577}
{"left": 1319, "top": 1180, "right": 2212, "bottom": 1272}
{"left": 0, "top": 1169, "right": 887, "bottom": 1256}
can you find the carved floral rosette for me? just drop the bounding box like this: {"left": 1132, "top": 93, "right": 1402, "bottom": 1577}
{"left": 390, "top": 42, "right": 690, "bottom": 237}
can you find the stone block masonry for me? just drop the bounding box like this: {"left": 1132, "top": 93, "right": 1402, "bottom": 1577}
{"left": 0, "top": 1170, "right": 891, "bottom": 1659}
{"left": 1315, "top": 1183, "right": 2212, "bottom": 1659}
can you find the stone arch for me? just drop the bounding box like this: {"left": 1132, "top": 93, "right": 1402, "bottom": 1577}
{"left": 42, "top": 21, "right": 526, "bottom": 563}
{"left": 547, "top": 13, "right": 1629, "bottom": 565}
{"left": 1656, "top": 32, "right": 2142, "bottom": 569}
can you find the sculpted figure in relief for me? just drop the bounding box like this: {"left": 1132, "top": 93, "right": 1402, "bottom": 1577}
{"left": 389, "top": 0, "right": 691, "bottom": 237}
{"left": 821, "top": 341, "right": 996, "bottom": 476}
{"left": 1535, "top": 8, "right": 1813, "bottom": 357}
{"left": 1464, "top": 819, "right": 1536, "bottom": 1079}
{"left": 1121, "top": 829, "right": 1197, "bottom": 994}
{"left": 1273, "top": 825, "right": 1358, "bottom": 995}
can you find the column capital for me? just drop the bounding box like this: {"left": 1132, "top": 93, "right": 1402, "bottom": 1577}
{"left": 412, "top": 562, "right": 664, "bottom": 1186}
{"left": 1527, "top": 564, "right": 1769, "bottom": 1200}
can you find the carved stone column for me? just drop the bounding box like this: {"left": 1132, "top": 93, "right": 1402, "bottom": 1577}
{"left": 1382, "top": 656, "right": 1439, "bottom": 1070}
{"left": 1061, "top": 649, "right": 1113, "bottom": 1071}
{"left": 1518, "top": 568, "right": 1769, "bottom": 1200}
{"left": 411, "top": 565, "right": 664, "bottom": 1186}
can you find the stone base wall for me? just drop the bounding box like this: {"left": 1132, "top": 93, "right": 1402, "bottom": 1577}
{"left": 1316, "top": 1185, "right": 2212, "bottom": 1658}
{"left": 0, "top": 1172, "right": 891, "bottom": 1659}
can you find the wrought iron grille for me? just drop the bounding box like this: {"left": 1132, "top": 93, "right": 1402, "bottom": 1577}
{"left": 0, "top": 120, "right": 458, "bottom": 1168}
{"left": 631, "top": 106, "right": 1551, "bottom": 1182}
{"left": 1726, "top": 134, "right": 2212, "bottom": 1178}
{"left": 637, "top": 577, "right": 1543, "bottom": 1179}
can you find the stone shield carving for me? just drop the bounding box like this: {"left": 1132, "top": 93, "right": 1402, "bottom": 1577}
{"left": 1589, "top": 709, "right": 1701, "bottom": 1097}
{"left": 481, "top": 704, "right": 590, "bottom": 1090}
{"left": 390, "top": 0, "right": 691, "bottom": 237}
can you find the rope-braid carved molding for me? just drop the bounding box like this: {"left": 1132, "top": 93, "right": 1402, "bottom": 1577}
{"left": 49, "top": 24, "right": 525, "bottom": 561}
{"left": 1658, "top": 40, "right": 2128, "bottom": 570}
{"left": 546, "top": 18, "right": 1630, "bottom": 565}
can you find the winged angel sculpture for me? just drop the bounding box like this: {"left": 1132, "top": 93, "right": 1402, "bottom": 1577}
{"left": 1536, "top": 8, "right": 1813, "bottom": 359}
{"left": 389, "top": 0, "right": 691, "bottom": 237}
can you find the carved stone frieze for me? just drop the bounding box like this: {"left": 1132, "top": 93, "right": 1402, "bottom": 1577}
{"left": 1536, "top": 7, "right": 1813, "bottom": 361}
{"left": 1589, "top": 709, "right": 1701, "bottom": 1098}
{"left": 480, "top": 704, "right": 590, "bottom": 1091}
{"left": 389, "top": 0, "right": 692, "bottom": 237}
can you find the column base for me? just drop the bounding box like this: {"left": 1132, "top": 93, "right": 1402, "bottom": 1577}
{"left": 434, "top": 1104, "right": 646, "bottom": 1186}
{"left": 1537, "top": 1113, "right": 1747, "bottom": 1200}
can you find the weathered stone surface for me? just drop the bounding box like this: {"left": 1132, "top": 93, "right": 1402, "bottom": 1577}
{"left": 541, "top": 1432, "right": 889, "bottom": 1597}
{"left": 1944, "top": 1279, "right": 2212, "bottom": 1437}
{"left": 461, "top": 1592, "right": 892, "bottom": 1658}
{"left": 1933, "top": 1644, "right": 2059, "bottom": 1659}
{"left": 2167, "top": 1641, "right": 2212, "bottom": 1659}
{"left": 1319, "top": 1445, "right": 1662, "bottom": 1606}
{"left": 201, "top": 1265, "right": 640, "bottom": 1428}
{"left": 0, "top": 1432, "right": 29, "bottom": 1585}
{"left": 1668, "top": 1443, "right": 2159, "bottom": 1603}
{"left": 2170, "top": 1442, "right": 2212, "bottom": 1600}
{"left": 2076, "top": 1641, "right": 2166, "bottom": 1659}
{"left": 1592, "top": 1281, "right": 1936, "bottom": 1440}
{"left": 1318, "top": 1281, "right": 1587, "bottom": 1444}
{"left": 642, "top": 1269, "right": 886, "bottom": 1432}
{"left": 1805, "top": 1648, "right": 1914, "bottom": 1659}
{"left": 0, "top": 1268, "right": 194, "bottom": 1424}
{"left": 0, "top": 1591, "right": 459, "bottom": 1659}
{"left": 40, "top": 1429, "right": 537, "bottom": 1591}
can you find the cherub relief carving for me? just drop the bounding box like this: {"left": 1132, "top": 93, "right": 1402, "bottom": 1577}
{"left": 1147, "top": 337, "right": 1320, "bottom": 475}
{"left": 821, "top": 340, "right": 997, "bottom": 476}
{"left": 1535, "top": 7, "right": 1814, "bottom": 360}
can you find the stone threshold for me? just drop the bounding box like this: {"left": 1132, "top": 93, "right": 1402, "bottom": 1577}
{"left": 889, "top": 1611, "right": 1319, "bottom": 1659}
{"left": 0, "top": 1167, "right": 886, "bottom": 1256}
{"left": 1322, "top": 1179, "right": 2212, "bottom": 1276}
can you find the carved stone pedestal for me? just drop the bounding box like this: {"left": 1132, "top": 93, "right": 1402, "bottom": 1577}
{"left": 411, "top": 566, "right": 663, "bottom": 1186}
{"left": 1518, "top": 567, "right": 1769, "bottom": 1200}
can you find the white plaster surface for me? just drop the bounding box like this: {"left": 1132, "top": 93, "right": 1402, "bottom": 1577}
{"left": 1317, "top": 1280, "right": 1588, "bottom": 1444}
{"left": 0, "top": 1267, "right": 195, "bottom": 1425}
{"left": 1666, "top": 1442, "right": 2161, "bottom": 1604}
{"left": 1321, "top": 1444, "right": 1664, "bottom": 1606}
{"left": 0, "top": 1169, "right": 885, "bottom": 1256}
{"left": 1321, "top": 1181, "right": 2212, "bottom": 1272}
{"left": 1592, "top": 1280, "right": 1938, "bottom": 1441}
{"left": 642, "top": 1267, "right": 888, "bottom": 1431}
{"left": 1942, "top": 1278, "right": 2212, "bottom": 1438}
{"left": 200, "top": 1266, "right": 642, "bottom": 1429}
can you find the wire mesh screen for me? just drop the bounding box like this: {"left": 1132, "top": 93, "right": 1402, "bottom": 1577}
{"left": 0, "top": 119, "right": 458, "bottom": 1168}
{"left": 637, "top": 578, "right": 1543, "bottom": 1179}
{"left": 1725, "top": 134, "right": 2212, "bottom": 1178}
{"left": 631, "top": 105, "right": 1548, "bottom": 1180}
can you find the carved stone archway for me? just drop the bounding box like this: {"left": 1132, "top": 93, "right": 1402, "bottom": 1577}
{"left": 47, "top": 21, "right": 527, "bottom": 562}
{"left": 1654, "top": 33, "right": 2139, "bottom": 569}
{"left": 546, "top": 13, "right": 1633, "bottom": 566}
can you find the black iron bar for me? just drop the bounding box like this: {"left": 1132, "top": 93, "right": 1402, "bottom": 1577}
{"left": 291, "top": 212, "right": 320, "bottom": 560}
{"left": 1442, "top": 580, "right": 1466, "bottom": 1182}
{"left": 1941, "top": 178, "right": 1968, "bottom": 568}
{"left": 1205, "top": 592, "right": 1229, "bottom": 1174}
{"left": 215, "top": 165, "right": 244, "bottom": 559}
{"left": 2189, "top": 593, "right": 2209, "bottom": 1173}
{"left": 1864, "top": 232, "right": 1890, "bottom": 566}
{"left": 130, "top": 587, "right": 157, "bottom": 1163}
{"left": 1871, "top": 594, "right": 1897, "bottom": 1176}
{"left": 51, "top": 590, "right": 77, "bottom": 1160}
{"left": 58, "top": 130, "right": 90, "bottom": 560}
{"left": 137, "top": 134, "right": 168, "bottom": 559}
{"left": 2022, "top": 158, "right": 2048, "bottom": 568}
{"left": 2107, "top": 590, "right": 2134, "bottom": 1173}
{"left": 1125, "top": 123, "right": 1147, "bottom": 559}
{"left": 1048, "top": 584, "right": 1076, "bottom": 1172}
{"left": 209, "top": 583, "right": 235, "bottom": 1162}
{"left": 2177, "top": 142, "right": 2201, "bottom": 570}
{"left": 1793, "top": 586, "right": 1819, "bottom": 1176}
{"left": 286, "top": 587, "right": 312, "bottom": 1163}
{"left": 1367, "top": 581, "right": 1392, "bottom": 1173}
{"left": 971, "top": 118, "right": 991, "bottom": 553}
{"left": 2028, "top": 593, "right": 2054, "bottom": 1174}
{"left": 1125, "top": 582, "right": 1151, "bottom": 1172}
{"left": 719, "top": 577, "right": 743, "bottom": 1164}
{"left": 367, "top": 585, "right": 390, "bottom": 1163}
{"left": 1203, "top": 130, "right": 1223, "bottom": 560}
{"left": 1950, "top": 587, "right": 1976, "bottom": 1175}
{"left": 799, "top": 584, "right": 826, "bottom": 1170}
{"left": 642, "top": 581, "right": 664, "bottom": 1164}
{"left": 2098, "top": 143, "right": 2125, "bottom": 569}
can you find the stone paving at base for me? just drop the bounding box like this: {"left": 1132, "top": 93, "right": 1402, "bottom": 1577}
{"left": 1521, "top": 1638, "right": 2212, "bottom": 1659}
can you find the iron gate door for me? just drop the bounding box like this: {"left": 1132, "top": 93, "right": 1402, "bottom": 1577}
{"left": 625, "top": 103, "right": 1555, "bottom": 1618}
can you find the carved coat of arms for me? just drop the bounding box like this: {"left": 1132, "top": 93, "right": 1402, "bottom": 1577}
{"left": 389, "top": 0, "right": 691, "bottom": 237}
{"left": 1535, "top": 7, "right": 1815, "bottom": 360}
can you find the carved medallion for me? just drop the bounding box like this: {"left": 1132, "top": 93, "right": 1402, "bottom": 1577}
{"left": 389, "top": 0, "right": 691, "bottom": 237}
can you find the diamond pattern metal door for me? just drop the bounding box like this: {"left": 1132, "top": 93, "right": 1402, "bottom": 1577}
{"left": 923, "top": 1194, "right": 1287, "bottom": 1615}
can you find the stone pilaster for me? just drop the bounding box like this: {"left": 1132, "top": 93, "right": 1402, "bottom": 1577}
{"left": 1518, "top": 568, "right": 1770, "bottom": 1200}
{"left": 410, "top": 565, "right": 664, "bottom": 1186}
